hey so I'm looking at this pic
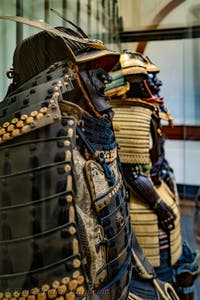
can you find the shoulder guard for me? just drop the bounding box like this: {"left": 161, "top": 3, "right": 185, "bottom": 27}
{"left": 0, "top": 61, "right": 74, "bottom": 144}
{"left": 0, "top": 98, "right": 89, "bottom": 300}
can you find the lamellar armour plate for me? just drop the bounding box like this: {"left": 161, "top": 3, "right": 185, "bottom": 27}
{"left": 111, "top": 99, "right": 154, "bottom": 165}
{"left": 130, "top": 180, "right": 182, "bottom": 267}
{"left": 0, "top": 62, "right": 132, "bottom": 300}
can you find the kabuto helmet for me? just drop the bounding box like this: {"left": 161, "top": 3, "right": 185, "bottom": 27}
{"left": 105, "top": 50, "right": 148, "bottom": 98}
{"left": 2, "top": 16, "right": 119, "bottom": 114}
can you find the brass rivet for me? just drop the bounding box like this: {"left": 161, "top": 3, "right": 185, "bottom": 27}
{"left": 21, "top": 114, "right": 28, "bottom": 120}
{"left": 57, "top": 285, "right": 67, "bottom": 296}
{"left": 37, "top": 293, "right": 46, "bottom": 300}
{"left": 72, "top": 271, "right": 80, "bottom": 279}
{"left": 7, "top": 124, "right": 14, "bottom": 132}
{"left": 55, "top": 297, "right": 64, "bottom": 300}
{"left": 76, "top": 275, "right": 85, "bottom": 285}
{"left": 30, "top": 111, "right": 38, "bottom": 117}
{"left": 26, "top": 117, "right": 34, "bottom": 124}
{"left": 36, "top": 113, "right": 44, "bottom": 120}
{"left": 16, "top": 120, "right": 24, "bottom": 128}
{"left": 2, "top": 133, "right": 10, "bottom": 141}
{"left": 61, "top": 277, "right": 70, "bottom": 285}
{"left": 27, "top": 296, "right": 35, "bottom": 300}
{"left": 64, "top": 165, "right": 71, "bottom": 172}
{"left": 68, "top": 226, "right": 76, "bottom": 235}
{"left": 13, "top": 292, "right": 20, "bottom": 298}
{"left": 67, "top": 128, "right": 73, "bottom": 138}
{"left": 21, "top": 290, "right": 29, "bottom": 297}
{"left": 2, "top": 122, "right": 9, "bottom": 128}
{"left": 73, "top": 258, "right": 81, "bottom": 268}
{"left": 31, "top": 288, "right": 39, "bottom": 295}
{"left": 11, "top": 117, "right": 19, "bottom": 124}
{"left": 75, "top": 286, "right": 85, "bottom": 296}
{"left": 64, "top": 140, "right": 70, "bottom": 147}
{"left": 66, "top": 195, "right": 72, "bottom": 203}
{"left": 68, "top": 120, "right": 74, "bottom": 126}
{"left": 40, "top": 107, "right": 48, "bottom": 113}
{"left": 21, "top": 125, "right": 30, "bottom": 133}
{"left": 65, "top": 292, "right": 75, "bottom": 300}
{"left": 47, "top": 289, "right": 57, "bottom": 299}
{"left": 5, "top": 293, "right": 12, "bottom": 299}
{"left": 0, "top": 128, "right": 6, "bottom": 135}
{"left": 52, "top": 281, "right": 60, "bottom": 289}
{"left": 11, "top": 129, "right": 20, "bottom": 137}
{"left": 41, "top": 284, "right": 50, "bottom": 292}
{"left": 68, "top": 280, "right": 78, "bottom": 291}
{"left": 18, "top": 297, "right": 26, "bottom": 300}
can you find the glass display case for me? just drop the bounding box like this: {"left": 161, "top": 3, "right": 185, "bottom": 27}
{"left": 0, "top": 0, "right": 200, "bottom": 297}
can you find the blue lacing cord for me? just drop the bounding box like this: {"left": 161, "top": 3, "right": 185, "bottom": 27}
{"left": 96, "top": 248, "right": 132, "bottom": 295}
{"left": 76, "top": 126, "right": 115, "bottom": 186}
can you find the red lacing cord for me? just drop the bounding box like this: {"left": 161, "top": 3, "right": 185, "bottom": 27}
{"left": 142, "top": 80, "right": 165, "bottom": 104}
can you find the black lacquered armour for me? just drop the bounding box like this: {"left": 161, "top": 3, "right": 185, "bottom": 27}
{"left": 0, "top": 60, "right": 132, "bottom": 300}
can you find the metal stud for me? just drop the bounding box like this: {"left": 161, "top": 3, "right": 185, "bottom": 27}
{"left": 11, "top": 118, "right": 18, "bottom": 124}
{"left": 68, "top": 226, "right": 76, "bottom": 235}
{"left": 21, "top": 125, "right": 30, "bottom": 133}
{"left": 61, "top": 277, "right": 70, "bottom": 285}
{"left": 5, "top": 292, "right": 11, "bottom": 299}
{"left": 65, "top": 292, "right": 75, "bottom": 300}
{"left": 16, "top": 120, "right": 24, "bottom": 128}
{"left": 36, "top": 113, "right": 44, "bottom": 120}
{"left": 41, "top": 284, "right": 50, "bottom": 292}
{"left": 37, "top": 293, "right": 46, "bottom": 300}
{"left": 40, "top": 107, "right": 48, "bottom": 114}
{"left": 26, "top": 117, "right": 34, "bottom": 124}
{"left": 7, "top": 124, "right": 14, "bottom": 132}
{"left": 57, "top": 285, "right": 67, "bottom": 296}
{"left": 0, "top": 128, "right": 6, "bottom": 135}
{"left": 13, "top": 292, "right": 20, "bottom": 298}
{"left": 21, "top": 115, "right": 28, "bottom": 121}
{"left": 63, "top": 140, "right": 70, "bottom": 147}
{"left": 21, "top": 290, "right": 29, "bottom": 297}
{"left": 76, "top": 275, "right": 85, "bottom": 285}
{"left": 47, "top": 289, "right": 57, "bottom": 299}
{"left": 68, "top": 280, "right": 78, "bottom": 291}
{"left": 30, "top": 111, "right": 38, "bottom": 117}
{"left": 66, "top": 195, "right": 73, "bottom": 203}
{"left": 64, "top": 164, "right": 71, "bottom": 172}
{"left": 11, "top": 129, "right": 20, "bottom": 137}
{"left": 2, "top": 133, "right": 10, "bottom": 141}
{"left": 68, "top": 120, "right": 74, "bottom": 126}
{"left": 73, "top": 258, "right": 81, "bottom": 268}
{"left": 76, "top": 286, "right": 85, "bottom": 297}
{"left": 72, "top": 270, "right": 80, "bottom": 279}
{"left": 2, "top": 122, "right": 9, "bottom": 128}
{"left": 65, "top": 151, "right": 71, "bottom": 162}
{"left": 27, "top": 295, "right": 35, "bottom": 300}
{"left": 52, "top": 281, "right": 60, "bottom": 289}
{"left": 67, "top": 128, "right": 73, "bottom": 138}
